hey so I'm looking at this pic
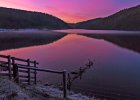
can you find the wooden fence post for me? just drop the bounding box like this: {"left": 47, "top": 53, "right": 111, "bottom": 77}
{"left": 12, "top": 57, "right": 15, "bottom": 67}
{"left": 34, "top": 61, "right": 37, "bottom": 84}
{"left": 67, "top": 73, "right": 71, "bottom": 91}
{"left": 12, "top": 57, "right": 15, "bottom": 81}
{"left": 8, "top": 56, "right": 12, "bottom": 80}
{"left": 13, "top": 64, "right": 19, "bottom": 83}
{"left": 63, "top": 70, "right": 67, "bottom": 98}
{"left": 27, "top": 59, "right": 31, "bottom": 85}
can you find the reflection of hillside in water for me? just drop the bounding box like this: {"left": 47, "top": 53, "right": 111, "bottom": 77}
{"left": 0, "top": 32, "right": 66, "bottom": 51}
{"left": 81, "top": 34, "right": 140, "bottom": 54}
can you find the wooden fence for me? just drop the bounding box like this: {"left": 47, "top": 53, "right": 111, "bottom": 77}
{"left": 1, "top": 54, "right": 140, "bottom": 99}
{"left": 12, "top": 57, "right": 38, "bottom": 85}
{"left": 0, "top": 54, "right": 67, "bottom": 98}
{"left": 15, "top": 65, "right": 67, "bottom": 98}
{"left": 0, "top": 54, "right": 38, "bottom": 81}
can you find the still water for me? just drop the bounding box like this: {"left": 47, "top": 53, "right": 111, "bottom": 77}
{"left": 0, "top": 29, "right": 140, "bottom": 96}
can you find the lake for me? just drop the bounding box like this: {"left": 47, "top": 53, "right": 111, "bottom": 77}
{"left": 0, "top": 29, "right": 140, "bottom": 98}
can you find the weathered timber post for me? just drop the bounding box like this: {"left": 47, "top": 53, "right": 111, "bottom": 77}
{"left": 34, "top": 61, "right": 37, "bottom": 84}
{"left": 27, "top": 59, "right": 31, "bottom": 85}
{"left": 8, "top": 56, "right": 12, "bottom": 80}
{"left": 12, "top": 57, "right": 15, "bottom": 80}
{"left": 67, "top": 73, "right": 71, "bottom": 91}
{"left": 63, "top": 70, "right": 67, "bottom": 98}
{"left": 13, "top": 64, "right": 19, "bottom": 83}
{"left": 80, "top": 67, "right": 82, "bottom": 80}
{"left": 12, "top": 57, "right": 19, "bottom": 83}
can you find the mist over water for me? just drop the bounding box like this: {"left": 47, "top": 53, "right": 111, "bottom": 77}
{"left": 1, "top": 29, "right": 140, "bottom": 96}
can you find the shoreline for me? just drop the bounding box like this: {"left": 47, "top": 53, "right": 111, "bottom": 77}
{"left": 0, "top": 78, "right": 96, "bottom": 100}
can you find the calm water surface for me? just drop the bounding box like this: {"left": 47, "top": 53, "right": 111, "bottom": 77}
{"left": 0, "top": 29, "right": 140, "bottom": 96}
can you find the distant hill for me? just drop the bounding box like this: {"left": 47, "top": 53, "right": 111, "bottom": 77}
{"left": 0, "top": 7, "right": 70, "bottom": 29}
{"left": 76, "top": 5, "right": 140, "bottom": 30}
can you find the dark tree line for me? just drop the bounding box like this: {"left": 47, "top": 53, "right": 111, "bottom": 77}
{"left": 0, "top": 7, "right": 70, "bottom": 29}
{"left": 76, "top": 5, "right": 140, "bottom": 31}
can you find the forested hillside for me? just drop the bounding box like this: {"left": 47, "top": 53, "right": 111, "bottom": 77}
{"left": 76, "top": 5, "right": 140, "bottom": 30}
{"left": 0, "top": 7, "right": 70, "bottom": 29}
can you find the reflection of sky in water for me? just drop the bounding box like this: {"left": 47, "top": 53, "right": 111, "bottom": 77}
{"left": 1, "top": 34, "right": 140, "bottom": 94}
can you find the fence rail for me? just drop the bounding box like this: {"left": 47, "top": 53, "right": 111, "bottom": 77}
{"left": 15, "top": 65, "right": 67, "bottom": 98}
{"left": 0, "top": 54, "right": 140, "bottom": 99}
{"left": 0, "top": 55, "right": 39, "bottom": 64}
{"left": 0, "top": 54, "right": 67, "bottom": 98}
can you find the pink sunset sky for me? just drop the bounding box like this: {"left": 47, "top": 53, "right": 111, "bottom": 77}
{"left": 0, "top": 0, "right": 140, "bottom": 23}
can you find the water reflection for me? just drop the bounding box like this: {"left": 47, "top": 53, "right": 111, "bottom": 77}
{"left": 80, "top": 33, "right": 140, "bottom": 54}
{"left": 0, "top": 32, "right": 140, "bottom": 97}
{"left": 0, "top": 32, "right": 66, "bottom": 51}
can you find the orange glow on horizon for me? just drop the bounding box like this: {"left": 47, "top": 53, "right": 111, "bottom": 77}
{"left": 0, "top": 4, "right": 83, "bottom": 23}
{"left": 0, "top": 0, "right": 139, "bottom": 23}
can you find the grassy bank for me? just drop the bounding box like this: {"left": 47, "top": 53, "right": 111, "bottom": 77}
{"left": 0, "top": 78, "right": 97, "bottom": 100}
